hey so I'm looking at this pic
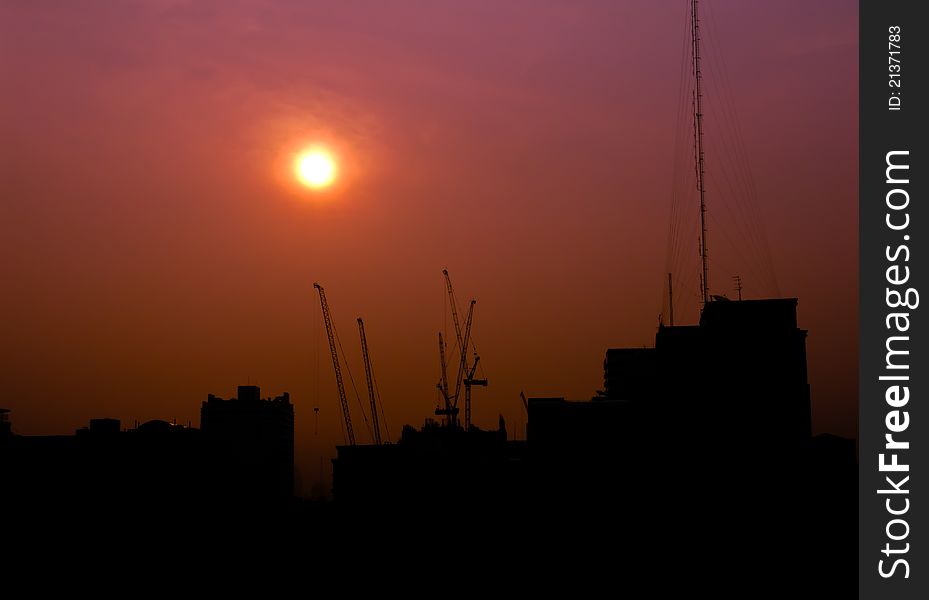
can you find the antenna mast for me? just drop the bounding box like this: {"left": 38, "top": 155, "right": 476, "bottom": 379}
{"left": 692, "top": 0, "right": 709, "bottom": 304}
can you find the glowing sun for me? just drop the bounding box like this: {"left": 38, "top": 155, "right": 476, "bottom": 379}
{"left": 296, "top": 150, "right": 337, "bottom": 188}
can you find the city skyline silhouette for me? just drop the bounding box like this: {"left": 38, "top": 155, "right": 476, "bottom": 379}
{"left": 1, "top": 3, "right": 857, "bottom": 500}
{"left": 0, "top": 0, "right": 858, "bottom": 548}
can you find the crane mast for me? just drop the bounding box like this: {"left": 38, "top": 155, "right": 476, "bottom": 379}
{"left": 357, "top": 318, "right": 382, "bottom": 445}
{"left": 435, "top": 332, "right": 456, "bottom": 420}
{"left": 313, "top": 282, "right": 355, "bottom": 446}
{"left": 438, "top": 332, "right": 450, "bottom": 401}
{"left": 439, "top": 269, "right": 469, "bottom": 428}
{"left": 463, "top": 354, "right": 487, "bottom": 431}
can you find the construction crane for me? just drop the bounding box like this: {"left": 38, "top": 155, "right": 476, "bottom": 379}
{"left": 438, "top": 269, "right": 469, "bottom": 428}
{"left": 435, "top": 332, "right": 458, "bottom": 424}
{"left": 357, "top": 318, "right": 382, "bottom": 445}
{"left": 440, "top": 269, "right": 490, "bottom": 430}
{"left": 442, "top": 269, "right": 468, "bottom": 401}
{"left": 313, "top": 282, "right": 355, "bottom": 446}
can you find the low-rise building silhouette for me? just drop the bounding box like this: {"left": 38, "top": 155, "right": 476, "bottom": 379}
{"left": 1, "top": 384, "right": 295, "bottom": 512}
{"left": 332, "top": 418, "right": 522, "bottom": 507}
{"left": 201, "top": 385, "right": 295, "bottom": 500}
{"left": 2, "top": 415, "right": 204, "bottom": 511}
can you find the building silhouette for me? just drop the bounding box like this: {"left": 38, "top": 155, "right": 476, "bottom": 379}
{"left": 327, "top": 297, "right": 855, "bottom": 589}
{"left": 201, "top": 385, "right": 295, "bottom": 500}
{"left": 2, "top": 415, "right": 204, "bottom": 512}
{"left": 570, "top": 298, "right": 813, "bottom": 457}
{"left": 332, "top": 418, "right": 522, "bottom": 507}
{"left": 526, "top": 297, "right": 855, "bottom": 589}
{"left": 530, "top": 299, "right": 835, "bottom": 494}
{"left": 603, "top": 347, "right": 656, "bottom": 401}
{"left": 335, "top": 298, "right": 830, "bottom": 507}
{"left": 1, "top": 384, "right": 295, "bottom": 513}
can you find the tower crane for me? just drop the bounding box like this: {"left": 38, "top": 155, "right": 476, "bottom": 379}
{"left": 438, "top": 269, "right": 488, "bottom": 430}
{"left": 314, "top": 282, "right": 355, "bottom": 446}
{"left": 357, "top": 317, "right": 382, "bottom": 445}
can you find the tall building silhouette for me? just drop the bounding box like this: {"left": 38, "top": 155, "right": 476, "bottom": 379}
{"left": 533, "top": 297, "right": 816, "bottom": 484}
{"left": 602, "top": 298, "right": 811, "bottom": 450}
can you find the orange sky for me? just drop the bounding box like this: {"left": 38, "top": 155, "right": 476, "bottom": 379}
{"left": 1, "top": 0, "right": 858, "bottom": 495}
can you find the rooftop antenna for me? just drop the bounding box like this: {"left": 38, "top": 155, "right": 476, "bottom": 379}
{"left": 733, "top": 275, "right": 743, "bottom": 301}
{"left": 693, "top": 0, "right": 709, "bottom": 304}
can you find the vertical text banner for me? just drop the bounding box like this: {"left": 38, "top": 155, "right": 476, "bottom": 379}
{"left": 860, "top": 0, "right": 926, "bottom": 597}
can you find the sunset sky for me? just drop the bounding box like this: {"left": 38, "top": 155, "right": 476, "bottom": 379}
{"left": 1, "top": 0, "right": 858, "bottom": 495}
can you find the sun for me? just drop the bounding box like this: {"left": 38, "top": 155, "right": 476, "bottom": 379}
{"left": 295, "top": 150, "right": 337, "bottom": 188}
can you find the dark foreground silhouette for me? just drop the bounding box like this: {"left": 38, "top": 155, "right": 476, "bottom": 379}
{"left": 0, "top": 300, "right": 854, "bottom": 593}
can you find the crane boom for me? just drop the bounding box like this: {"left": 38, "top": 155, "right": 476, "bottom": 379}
{"left": 314, "top": 282, "right": 355, "bottom": 446}
{"left": 357, "top": 318, "right": 382, "bottom": 445}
